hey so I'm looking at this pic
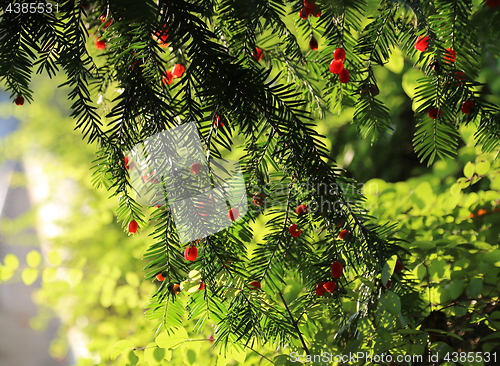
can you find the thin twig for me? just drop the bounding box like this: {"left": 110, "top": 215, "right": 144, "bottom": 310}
{"left": 278, "top": 292, "right": 310, "bottom": 356}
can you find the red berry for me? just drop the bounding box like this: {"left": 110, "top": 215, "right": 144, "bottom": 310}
{"left": 383, "top": 280, "right": 391, "bottom": 289}
{"left": 214, "top": 114, "right": 224, "bottom": 128}
{"left": 309, "top": 36, "right": 318, "bottom": 51}
{"left": 329, "top": 59, "right": 343, "bottom": 74}
{"left": 323, "top": 281, "right": 337, "bottom": 293}
{"left": 461, "top": 100, "right": 474, "bottom": 114}
{"left": 252, "top": 47, "right": 263, "bottom": 62}
{"left": 428, "top": 108, "right": 442, "bottom": 119}
{"left": 162, "top": 70, "right": 173, "bottom": 85}
{"left": 486, "top": 0, "right": 500, "bottom": 8}
{"left": 207, "top": 335, "right": 214, "bottom": 343}
{"left": 312, "top": 8, "right": 321, "bottom": 17}
{"left": 184, "top": 246, "right": 198, "bottom": 261}
{"left": 155, "top": 25, "right": 169, "bottom": 45}
{"left": 172, "top": 64, "right": 185, "bottom": 78}
{"left": 14, "top": 95, "right": 24, "bottom": 105}
{"left": 191, "top": 162, "right": 201, "bottom": 174}
{"left": 172, "top": 284, "right": 180, "bottom": 294}
{"left": 338, "top": 229, "right": 347, "bottom": 240}
{"left": 128, "top": 220, "right": 138, "bottom": 234}
{"left": 454, "top": 71, "right": 466, "bottom": 85}
{"left": 124, "top": 156, "right": 129, "bottom": 170}
{"left": 249, "top": 281, "right": 261, "bottom": 290}
{"left": 395, "top": 260, "right": 405, "bottom": 272}
{"left": 95, "top": 37, "right": 106, "bottom": 50}
{"left": 100, "top": 15, "right": 112, "bottom": 29}
{"left": 415, "top": 35, "right": 430, "bottom": 52}
{"left": 199, "top": 282, "right": 205, "bottom": 290}
{"left": 156, "top": 273, "right": 165, "bottom": 281}
{"left": 228, "top": 208, "right": 239, "bottom": 221}
{"left": 315, "top": 282, "right": 326, "bottom": 296}
{"left": 339, "top": 68, "right": 350, "bottom": 83}
{"left": 330, "top": 261, "right": 343, "bottom": 279}
{"left": 333, "top": 48, "right": 346, "bottom": 61}
{"left": 253, "top": 193, "right": 264, "bottom": 206}
{"left": 444, "top": 48, "right": 456, "bottom": 63}
{"left": 296, "top": 204, "right": 307, "bottom": 216}
{"left": 289, "top": 224, "right": 301, "bottom": 238}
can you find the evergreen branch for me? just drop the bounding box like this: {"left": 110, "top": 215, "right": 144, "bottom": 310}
{"left": 278, "top": 292, "right": 310, "bottom": 356}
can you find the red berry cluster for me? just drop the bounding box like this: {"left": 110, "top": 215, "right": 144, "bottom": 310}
{"left": 162, "top": 64, "right": 185, "bottom": 85}
{"left": 329, "top": 48, "right": 350, "bottom": 83}
{"left": 252, "top": 47, "right": 263, "bottom": 62}
{"left": 299, "top": 0, "right": 321, "bottom": 19}
{"left": 315, "top": 261, "right": 344, "bottom": 296}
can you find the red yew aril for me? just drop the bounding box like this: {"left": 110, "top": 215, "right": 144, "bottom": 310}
{"left": 191, "top": 162, "right": 201, "bottom": 174}
{"left": 95, "top": 37, "right": 106, "bottom": 50}
{"left": 173, "top": 284, "right": 181, "bottom": 294}
{"left": 252, "top": 47, "right": 263, "bottom": 62}
{"left": 428, "top": 108, "right": 442, "bottom": 119}
{"left": 162, "top": 70, "right": 173, "bottom": 85}
{"left": 338, "top": 229, "right": 347, "bottom": 240}
{"left": 323, "top": 281, "right": 337, "bottom": 293}
{"left": 315, "top": 282, "right": 326, "bottom": 296}
{"left": 312, "top": 8, "right": 321, "bottom": 17}
{"left": 329, "top": 59, "right": 343, "bottom": 74}
{"left": 124, "top": 156, "right": 129, "bottom": 170}
{"left": 184, "top": 246, "right": 198, "bottom": 261}
{"left": 128, "top": 220, "right": 138, "bottom": 234}
{"left": 100, "top": 15, "right": 112, "bottom": 29}
{"left": 249, "top": 281, "right": 261, "bottom": 290}
{"left": 14, "top": 95, "right": 24, "bottom": 105}
{"left": 289, "top": 224, "right": 301, "bottom": 238}
{"left": 444, "top": 48, "right": 456, "bottom": 63}
{"left": 228, "top": 208, "right": 239, "bottom": 221}
{"left": 395, "top": 260, "right": 405, "bottom": 271}
{"left": 415, "top": 35, "right": 430, "bottom": 52}
{"left": 454, "top": 71, "right": 466, "bottom": 85}
{"left": 172, "top": 64, "right": 185, "bottom": 78}
{"left": 339, "top": 68, "right": 350, "bottom": 83}
{"left": 331, "top": 261, "right": 343, "bottom": 279}
{"left": 486, "top": 0, "right": 500, "bottom": 8}
{"left": 299, "top": 8, "right": 307, "bottom": 19}
{"left": 199, "top": 282, "right": 205, "bottom": 290}
{"left": 334, "top": 217, "right": 345, "bottom": 228}
{"left": 333, "top": 48, "right": 346, "bottom": 61}
{"left": 156, "top": 273, "right": 165, "bottom": 281}
{"left": 296, "top": 204, "right": 307, "bottom": 216}
{"left": 309, "top": 36, "right": 318, "bottom": 51}
{"left": 253, "top": 193, "right": 264, "bottom": 205}
{"left": 461, "top": 100, "right": 474, "bottom": 114}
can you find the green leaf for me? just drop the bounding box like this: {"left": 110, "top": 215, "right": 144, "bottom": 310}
{"left": 411, "top": 344, "right": 425, "bottom": 355}
{"left": 468, "top": 278, "right": 483, "bottom": 298}
{"left": 482, "top": 250, "right": 500, "bottom": 265}
{"left": 188, "top": 270, "right": 201, "bottom": 281}
{"left": 47, "top": 250, "right": 62, "bottom": 266}
{"left": 476, "top": 160, "right": 490, "bottom": 175}
{"left": 42, "top": 267, "right": 57, "bottom": 282}
{"left": 181, "top": 341, "right": 201, "bottom": 365}
{"left": 155, "top": 326, "right": 189, "bottom": 349}
{"left": 144, "top": 343, "right": 165, "bottom": 365}
{"left": 124, "top": 349, "right": 139, "bottom": 366}
{"left": 449, "top": 280, "right": 464, "bottom": 300}
{"left": 110, "top": 340, "right": 133, "bottom": 360}
{"left": 382, "top": 255, "right": 397, "bottom": 286}
{"left": 27, "top": 250, "right": 42, "bottom": 268}
{"left": 385, "top": 291, "right": 401, "bottom": 315}
{"left": 463, "top": 162, "right": 475, "bottom": 178}
{"left": 398, "top": 328, "right": 423, "bottom": 335}
{"left": 4, "top": 253, "right": 19, "bottom": 269}
{"left": 479, "top": 332, "right": 500, "bottom": 342}
{"left": 22, "top": 268, "right": 38, "bottom": 285}
{"left": 425, "top": 329, "right": 463, "bottom": 341}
